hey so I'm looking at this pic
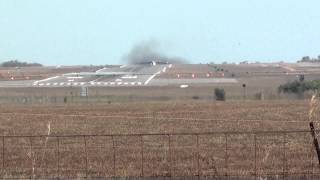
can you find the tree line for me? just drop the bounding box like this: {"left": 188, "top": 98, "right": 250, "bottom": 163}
{"left": 0, "top": 60, "right": 42, "bottom": 67}
{"left": 298, "top": 55, "right": 320, "bottom": 63}
{"left": 279, "top": 79, "right": 320, "bottom": 94}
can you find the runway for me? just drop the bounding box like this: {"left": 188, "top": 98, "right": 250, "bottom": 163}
{"left": 32, "top": 64, "right": 169, "bottom": 87}
{"left": 0, "top": 64, "right": 239, "bottom": 88}
{"left": 0, "top": 80, "right": 34, "bottom": 87}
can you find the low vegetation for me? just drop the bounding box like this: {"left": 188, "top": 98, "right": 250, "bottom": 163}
{"left": 278, "top": 79, "right": 320, "bottom": 94}
{"left": 0, "top": 101, "right": 318, "bottom": 178}
{"left": 214, "top": 88, "right": 226, "bottom": 101}
{"left": 297, "top": 55, "right": 320, "bottom": 63}
{"left": 0, "top": 60, "right": 42, "bottom": 67}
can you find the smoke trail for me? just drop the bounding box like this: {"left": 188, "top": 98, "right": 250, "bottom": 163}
{"left": 123, "top": 40, "right": 187, "bottom": 64}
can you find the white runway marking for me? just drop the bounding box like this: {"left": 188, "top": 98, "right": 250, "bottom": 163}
{"left": 117, "top": 82, "right": 122, "bottom": 85}
{"left": 53, "top": 83, "right": 58, "bottom": 86}
{"left": 144, "top": 71, "right": 161, "bottom": 85}
{"left": 96, "top": 67, "right": 107, "bottom": 72}
{"left": 124, "top": 82, "right": 128, "bottom": 85}
{"left": 120, "top": 65, "right": 127, "bottom": 68}
{"left": 162, "top": 67, "right": 167, "bottom": 72}
{"left": 67, "top": 76, "right": 84, "bottom": 79}
{"left": 89, "top": 76, "right": 104, "bottom": 84}
{"left": 281, "top": 65, "right": 296, "bottom": 72}
{"left": 59, "top": 83, "right": 65, "bottom": 86}
{"left": 33, "top": 76, "right": 59, "bottom": 84}
{"left": 122, "top": 75, "right": 137, "bottom": 79}
{"left": 80, "top": 82, "right": 85, "bottom": 86}
{"left": 110, "top": 82, "right": 115, "bottom": 85}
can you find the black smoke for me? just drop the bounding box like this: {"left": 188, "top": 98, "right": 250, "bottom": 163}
{"left": 123, "top": 40, "right": 187, "bottom": 64}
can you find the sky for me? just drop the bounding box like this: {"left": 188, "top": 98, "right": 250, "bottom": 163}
{"left": 0, "top": 0, "right": 320, "bottom": 65}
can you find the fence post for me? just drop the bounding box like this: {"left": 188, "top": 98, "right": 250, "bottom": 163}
{"left": 140, "top": 135, "right": 144, "bottom": 177}
{"left": 84, "top": 136, "right": 88, "bottom": 178}
{"left": 254, "top": 134, "right": 257, "bottom": 180}
{"left": 311, "top": 142, "right": 314, "bottom": 180}
{"left": 112, "top": 136, "right": 116, "bottom": 177}
{"left": 57, "top": 137, "right": 60, "bottom": 178}
{"left": 310, "top": 122, "right": 320, "bottom": 166}
{"left": 168, "top": 135, "right": 172, "bottom": 177}
{"left": 225, "top": 133, "right": 228, "bottom": 178}
{"left": 30, "top": 137, "right": 34, "bottom": 179}
{"left": 2, "top": 136, "right": 4, "bottom": 169}
{"left": 283, "top": 133, "right": 286, "bottom": 180}
{"left": 196, "top": 135, "right": 200, "bottom": 177}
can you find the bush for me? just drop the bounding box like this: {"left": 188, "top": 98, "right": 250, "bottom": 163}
{"left": 278, "top": 80, "right": 320, "bottom": 94}
{"left": 192, "top": 95, "right": 200, "bottom": 100}
{"left": 214, "top": 88, "right": 226, "bottom": 101}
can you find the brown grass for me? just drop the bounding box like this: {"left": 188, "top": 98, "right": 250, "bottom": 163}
{"left": 0, "top": 100, "right": 319, "bottom": 178}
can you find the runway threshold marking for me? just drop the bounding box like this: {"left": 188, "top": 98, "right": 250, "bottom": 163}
{"left": 33, "top": 81, "right": 144, "bottom": 87}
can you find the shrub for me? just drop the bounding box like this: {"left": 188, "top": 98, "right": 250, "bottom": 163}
{"left": 192, "top": 95, "right": 200, "bottom": 100}
{"left": 214, "top": 88, "right": 226, "bottom": 101}
{"left": 278, "top": 80, "right": 320, "bottom": 94}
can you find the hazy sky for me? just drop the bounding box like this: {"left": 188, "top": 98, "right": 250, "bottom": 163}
{"left": 0, "top": 0, "right": 319, "bottom": 65}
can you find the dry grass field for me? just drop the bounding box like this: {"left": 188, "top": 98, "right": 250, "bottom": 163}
{"left": 0, "top": 100, "right": 319, "bottom": 179}
{"left": 0, "top": 101, "right": 316, "bottom": 135}
{"left": 0, "top": 63, "right": 319, "bottom": 179}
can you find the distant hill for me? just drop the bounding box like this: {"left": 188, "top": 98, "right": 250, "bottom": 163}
{"left": 0, "top": 60, "right": 43, "bottom": 67}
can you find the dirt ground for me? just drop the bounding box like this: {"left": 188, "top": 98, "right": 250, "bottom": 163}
{"left": 0, "top": 100, "right": 316, "bottom": 136}
{"left": 0, "top": 100, "right": 319, "bottom": 178}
